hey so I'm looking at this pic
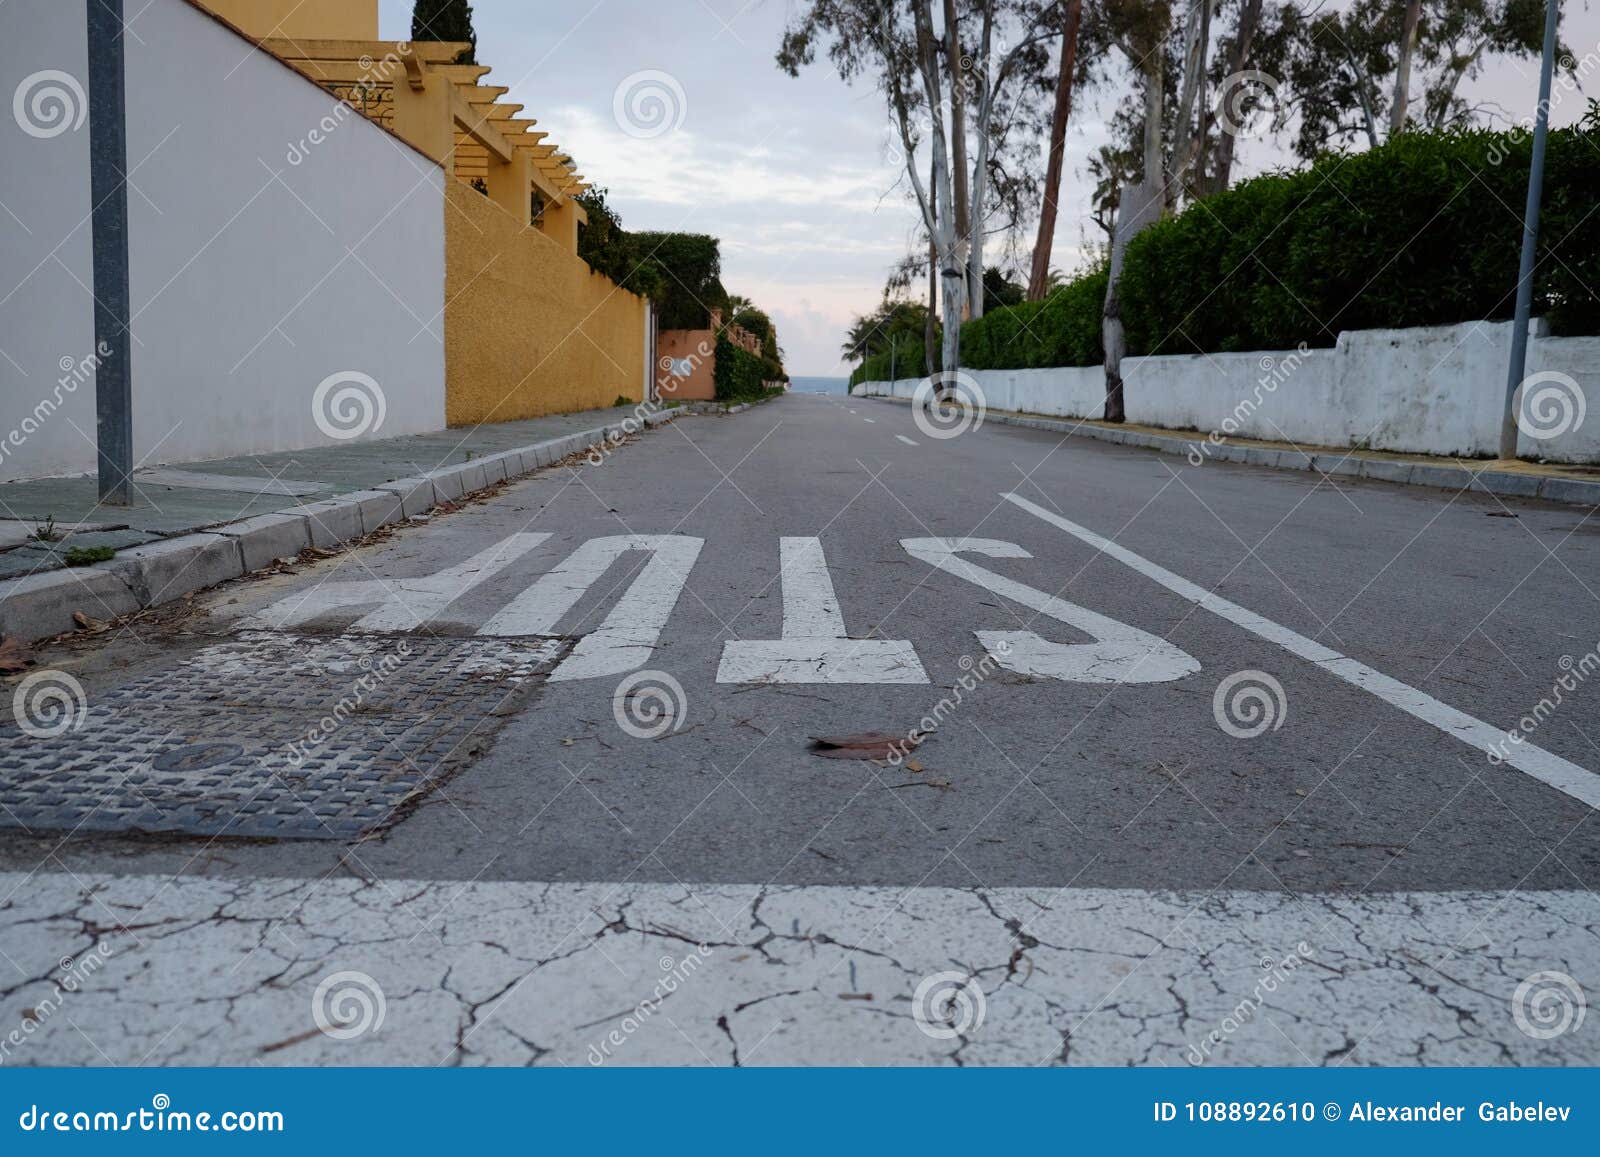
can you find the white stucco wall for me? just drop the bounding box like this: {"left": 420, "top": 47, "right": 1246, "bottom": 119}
{"left": 0, "top": 0, "right": 446, "bottom": 482}
{"left": 853, "top": 320, "right": 1598, "bottom": 463}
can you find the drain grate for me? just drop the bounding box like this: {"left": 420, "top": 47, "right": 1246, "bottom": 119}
{"left": 0, "top": 631, "right": 565, "bottom": 840}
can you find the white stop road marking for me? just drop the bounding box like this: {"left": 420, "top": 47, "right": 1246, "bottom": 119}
{"left": 717, "top": 537, "right": 927, "bottom": 684}
{"left": 902, "top": 537, "right": 1200, "bottom": 683}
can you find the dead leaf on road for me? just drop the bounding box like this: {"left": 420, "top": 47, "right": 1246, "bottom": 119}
{"left": 809, "top": 732, "right": 920, "bottom": 760}
{"left": 0, "top": 636, "right": 35, "bottom": 674}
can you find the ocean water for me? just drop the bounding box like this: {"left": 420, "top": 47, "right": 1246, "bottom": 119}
{"left": 787, "top": 376, "right": 850, "bottom": 396}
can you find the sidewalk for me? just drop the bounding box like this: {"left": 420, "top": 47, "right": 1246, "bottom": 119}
{"left": 862, "top": 396, "right": 1600, "bottom": 507}
{"left": 0, "top": 404, "right": 682, "bottom": 643}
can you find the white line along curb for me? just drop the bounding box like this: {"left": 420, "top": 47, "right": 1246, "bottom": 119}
{"left": 1002, "top": 492, "right": 1600, "bottom": 810}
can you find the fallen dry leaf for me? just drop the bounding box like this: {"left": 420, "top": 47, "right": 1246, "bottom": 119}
{"left": 0, "top": 635, "right": 35, "bottom": 673}
{"left": 809, "top": 732, "right": 920, "bottom": 761}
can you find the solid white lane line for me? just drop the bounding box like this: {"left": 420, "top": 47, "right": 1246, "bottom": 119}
{"left": 1003, "top": 491, "right": 1600, "bottom": 810}
{"left": 896, "top": 435, "right": 918, "bottom": 446}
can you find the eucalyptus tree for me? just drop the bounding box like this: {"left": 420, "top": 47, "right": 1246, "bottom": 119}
{"left": 778, "top": 0, "right": 1071, "bottom": 387}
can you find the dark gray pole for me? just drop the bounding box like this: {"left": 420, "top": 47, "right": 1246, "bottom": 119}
{"left": 1499, "top": 0, "right": 1560, "bottom": 461}
{"left": 87, "top": 0, "right": 133, "bottom": 504}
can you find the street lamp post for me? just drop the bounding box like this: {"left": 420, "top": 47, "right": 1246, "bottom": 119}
{"left": 86, "top": 0, "right": 134, "bottom": 504}
{"left": 1499, "top": 0, "right": 1561, "bottom": 461}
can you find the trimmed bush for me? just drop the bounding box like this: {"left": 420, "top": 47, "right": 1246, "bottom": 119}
{"left": 848, "top": 339, "right": 930, "bottom": 387}
{"left": 714, "top": 333, "right": 771, "bottom": 402}
{"left": 960, "top": 268, "right": 1108, "bottom": 370}
{"left": 1119, "top": 124, "right": 1600, "bottom": 356}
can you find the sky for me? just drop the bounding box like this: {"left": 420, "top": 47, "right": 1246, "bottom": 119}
{"left": 378, "top": 1, "right": 1600, "bottom": 377}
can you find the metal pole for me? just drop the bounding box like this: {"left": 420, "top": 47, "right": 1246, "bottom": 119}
{"left": 1499, "top": 0, "right": 1560, "bottom": 461}
{"left": 890, "top": 335, "right": 896, "bottom": 383}
{"left": 87, "top": 0, "right": 133, "bottom": 504}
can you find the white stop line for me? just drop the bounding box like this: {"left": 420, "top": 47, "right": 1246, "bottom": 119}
{"left": 1003, "top": 492, "right": 1600, "bottom": 810}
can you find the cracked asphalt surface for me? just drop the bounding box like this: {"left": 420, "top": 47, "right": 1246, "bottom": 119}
{"left": 2, "top": 394, "right": 1598, "bottom": 1064}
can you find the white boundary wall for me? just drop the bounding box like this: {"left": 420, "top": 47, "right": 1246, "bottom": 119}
{"left": 854, "top": 320, "right": 1600, "bottom": 464}
{"left": 0, "top": 0, "right": 446, "bottom": 482}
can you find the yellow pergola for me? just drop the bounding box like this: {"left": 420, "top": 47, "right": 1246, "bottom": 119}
{"left": 260, "top": 38, "right": 591, "bottom": 246}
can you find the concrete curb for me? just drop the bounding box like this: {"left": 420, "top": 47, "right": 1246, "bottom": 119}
{"left": 863, "top": 396, "right": 1600, "bottom": 508}
{"left": 0, "top": 407, "right": 687, "bottom": 645}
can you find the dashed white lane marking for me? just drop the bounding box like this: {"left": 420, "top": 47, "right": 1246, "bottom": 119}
{"left": 7, "top": 872, "right": 1593, "bottom": 1066}
{"left": 895, "top": 434, "right": 918, "bottom": 446}
{"left": 718, "top": 537, "right": 928, "bottom": 683}
{"left": 863, "top": 418, "right": 876, "bottom": 423}
{"left": 1004, "top": 492, "right": 1600, "bottom": 809}
{"left": 902, "top": 537, "right": 1199, "bottom": 683}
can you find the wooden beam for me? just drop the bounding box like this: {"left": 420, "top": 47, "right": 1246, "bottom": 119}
{"left": 259, "top": 39, "right": 469, "bottom": 63}
{"left": 449, "top": 84, "right": 512, "bottom": 162}
{"left": 431, "top": 63, "right": 493, "bottom": 83}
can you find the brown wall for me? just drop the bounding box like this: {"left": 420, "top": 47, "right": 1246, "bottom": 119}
{"left": 445, "top": 181, "right": 648, "bottom": 425}
{"left": 656, "top": 329, "right": 718, "bottom": 402}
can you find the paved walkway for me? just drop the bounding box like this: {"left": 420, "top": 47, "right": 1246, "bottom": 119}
{"left": 0, "top": 407, "right": 639, "bottom": 577}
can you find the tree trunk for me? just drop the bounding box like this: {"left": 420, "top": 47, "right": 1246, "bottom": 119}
{"left": 1391, "top": 0, "right": 1422, "bottom": 135}
{"left": 943, "top": 0, "right": 970, "bottom": 318}
{"left": 1027, "top": 0, "right": 1083, "bottom": 300}
{"left": 1142, "top": 49, "right": 1165, "bottom": 205}
{"left": 962, "top": 8, "right": 996, "bottom": 321}
{"left": 1208, "top": 0, "right": 1262, "bottom": 196}
{"left": 1170, "top": 0, "right": 1208, "bottom": 194}
{"left": 1102, "top": 178, "right": 1164, "bottom": 424}
{"left": 926, "top": 152, "right": 938, "bottom": 377}
{"left": 911, "top": 0, "right": 964, "bottom": 399}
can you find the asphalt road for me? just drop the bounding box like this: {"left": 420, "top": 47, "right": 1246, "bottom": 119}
{"left": 3, "top": 393, "right": 1598, "bottom": 1065}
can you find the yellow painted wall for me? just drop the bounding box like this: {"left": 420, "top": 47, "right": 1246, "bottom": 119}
{"left": 195, "top": 0, "right": 378, "bottom": 39}
{"left": 445, "top": 180, "right": 648, "bottom": 425}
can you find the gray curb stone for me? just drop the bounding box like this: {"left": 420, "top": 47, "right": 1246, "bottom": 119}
{"left": 296, "top": 499, "right": 365, "bottom": 550}
{"left": 0, "top": 567, "right": 142, "bottom": 640}
{"left": 99, "top": 533, "right": 244, "bottom": 606}
{"left": 213, "top": 513, "right": 312, "bottom": 571}
{"left": 0, "top": 408, "right": 691, "bottom": 645}
{"left": 377, "top": 476, "right": 438, "bottom": 517}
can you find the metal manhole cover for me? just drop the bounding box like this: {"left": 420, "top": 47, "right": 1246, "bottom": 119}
{"left": 0, "top": 631, "right": 566, "bottom": 840}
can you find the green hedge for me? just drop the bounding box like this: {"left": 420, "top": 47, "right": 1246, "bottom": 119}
{"left": 714, "top": 333, "right": 771, "bottom": 402}
{"left": 1119, "top": 125, "right": 1600, "bottom": 355}
{"left": 848, "top": 339, "right": 930, "bottom": 386}
{"left": 960, "top": 268, "right": 1108, "bottom": 369}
